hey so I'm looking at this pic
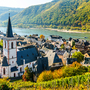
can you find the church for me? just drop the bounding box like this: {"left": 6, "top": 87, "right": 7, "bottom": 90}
{"left": 0, "top": 14, "right": 39, "bottom": 78}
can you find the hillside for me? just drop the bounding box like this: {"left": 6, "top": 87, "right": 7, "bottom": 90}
{"left": 7, "top": 0, "right": 90, "bottom": 30}
{"left": 0, "top": 7, "right": 24, "bottom": 24}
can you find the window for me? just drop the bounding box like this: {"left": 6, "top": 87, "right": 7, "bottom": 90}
{"left": 5, "top": 41, "right": 6, "bottom": 48}
{"left": 11, "top": 42, "right": 13, "bottom": 49}
{"left": 3, "top": 68, "right": 5, "bottom": 75}
{"left": 12, "top": 61, "right": 14, "bottom": 63}
{"left": 12, "top": 56, "right": 13, "bottom": 58}
{"left": 27, "top": 54, "right": 29, "bottom": 57}
{"left": 21, "top": 56, "right": 23, "bottom": 58}
{"left": 20, "top": 67, "right": 22, "bottom": 72}
{"left": 14, "top": 73, "right": 16, "bottom": 77}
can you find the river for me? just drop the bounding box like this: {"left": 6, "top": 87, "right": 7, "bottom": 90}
{"left": 0, "top": 27, "right": 90, "bottom": 41}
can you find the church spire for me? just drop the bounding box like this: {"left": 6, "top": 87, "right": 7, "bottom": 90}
{"left": 6, "top": 13, "right": 13, "bottom": 37}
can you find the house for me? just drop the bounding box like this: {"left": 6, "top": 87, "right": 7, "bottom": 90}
{"left": 66, "top": 58, "right": 77, "bottom": 65}
{"left": 82, "top": 58, "right": 90, "bottom": 67}
{"left": 84, "top": 53, "right": 90, "bottom": 58}
{"left": 45, "top": 50, "right": 63, "bottom": 70}
{"left": 48, "top": 35, "right": 62, "bottom": 42}
{"left": 57, "top": 50, "right": 69, "bottom": 65}
{"left": 35, "top": 57, "right": 48, "bottom": 74}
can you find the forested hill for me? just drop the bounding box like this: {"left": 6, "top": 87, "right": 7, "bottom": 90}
{"left": 10, "top": 0, "right": 90, "bottom": 30}
{"left": 0, "top": 7, "right": 24, "bottom": 25}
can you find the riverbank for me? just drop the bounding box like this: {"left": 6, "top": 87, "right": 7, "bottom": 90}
{"left": 44, "top": 28, "right": 89, "bottom": 33}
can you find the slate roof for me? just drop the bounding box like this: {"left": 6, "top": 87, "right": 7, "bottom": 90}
{"left": 67, "top": 58, "right": 77, "bottom": 64}
{"left": 84, "top": 58, "right": 90, "bottom": 64}
{"left": 11, "top": 66, "right": 18, "bottom": 72}
{"left": 50, "top": 35, "right": 62, "bottom": 39}
{"left": 36, "top": 57, "right": 48, "bottom": 73}
{"left": 6, "top": 14, "right": 13, "bottom": 37}
{"left": 45, "top": 50, "right": 62, "bottom": 66}
{"left": 1, "top": 56, "right": 9, "bottom": 66}
{"left": 17, "top": 47, "right": 39, "bottom": 66}
{"left": 56, "top": 51, "right": 66, "bottom": 55}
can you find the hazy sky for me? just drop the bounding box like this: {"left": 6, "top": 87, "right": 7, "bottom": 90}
{"left": 0, "top": 0, "right": 53, "bottom": 8}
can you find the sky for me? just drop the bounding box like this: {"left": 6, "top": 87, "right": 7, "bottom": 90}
{"left": 0, "top": 0, "right": 53, "bottom": 8}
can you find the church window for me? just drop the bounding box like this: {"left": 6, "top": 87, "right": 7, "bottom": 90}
{"left": 20, "top": 67, "right": 22, "bottom": 72}
{"left": 11, "top": 42, "right": 13, "bottom": 49}
{"left": 14, "top": 73, "right": 16, "bottom": 77}
{"left": 5, "top": 41, "right": 6, "bottom": 48}
{"left": 3, "top": 68, "right": 5, "bottom": 75}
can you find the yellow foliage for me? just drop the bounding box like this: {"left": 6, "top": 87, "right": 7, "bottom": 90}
{"left": 72, "top": 45, "right": 77, "bottom": 49}
{"left": 37, "top": 70, "right": 53, "bottom": 82}
{"left": 40, "top": 34, "right": 45, "bottom": 39}
{"left": 70, "top": 61, "right": 82, "bottom": 68}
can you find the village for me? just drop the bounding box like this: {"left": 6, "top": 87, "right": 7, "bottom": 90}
{"left": 0, "top": 15, "right": 90, "bottom": 82}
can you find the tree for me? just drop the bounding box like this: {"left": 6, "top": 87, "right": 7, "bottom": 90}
{"left": 72, "top": 41, "right": 75, "bottom": 47}
{"left": 22, "top": 67, "right": 33, "bottom": 81}
{"left": 71, "top": 51, "right": 84, "bottom": 63}
{"left": 61, "top": 44, "right": 65, "bottom": 49}
{"left": 72, "top": 46, "right": 77, "bottom": 50}
{"left": 0, "top": 40, "right": 3, "bottom": 48}
{"left": 40, "top": 34, "right": 45, "bottom": 39}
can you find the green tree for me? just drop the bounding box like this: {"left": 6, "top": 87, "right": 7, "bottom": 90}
{"left": 0, "top": 40, "right": 3, "bottom": 48}
{"left": 61, "top": 44, "right": 65, "bottom": 49}
{"left": 72, "top": 41, "right": 75, "bottom": 47}
{"left": 22, "top": 67, "right": 33, "bottom": 81}
{"left": 71, "top": 51, "right": 84, "bottom": 63}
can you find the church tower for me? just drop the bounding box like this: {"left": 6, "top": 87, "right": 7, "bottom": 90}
{"left": 3, "top": 14, "right": 17, "bottom": 67}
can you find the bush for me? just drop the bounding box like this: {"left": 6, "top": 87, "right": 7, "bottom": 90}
{"left": 22, "top": 67, "right": 33, "bottom": 81}
{"left": 0, "top": 78, "right": 11, "bottom": 90}
{"left": 37, "top": 71, "right": 53, "bottom": 82}
{"left": 37, "top": 61, "right": 88, "bottom": 82}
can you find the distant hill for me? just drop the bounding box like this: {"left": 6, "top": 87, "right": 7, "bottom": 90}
{"left": 4, "top": 0, "right": 90, "bottom": 30}
{"left": 0, "top": 7, "right": 24, "bottom": 24}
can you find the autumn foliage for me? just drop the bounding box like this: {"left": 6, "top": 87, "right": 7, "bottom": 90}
{"left": 37, "top": 61, "right": 88, "bottom": 82}
{"left": 40, "top": 34, "right": 45, "bottom": 39}
{"left": 22, "top": 67, "right": 33, "bottom": 81}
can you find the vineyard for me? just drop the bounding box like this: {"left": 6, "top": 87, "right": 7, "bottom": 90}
{"left": 0, "top": 73, "right": 89, "bottom": 90}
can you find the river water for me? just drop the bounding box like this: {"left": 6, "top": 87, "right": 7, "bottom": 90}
{"left": 0, "top": 27, "right": 90, "bottom": 41}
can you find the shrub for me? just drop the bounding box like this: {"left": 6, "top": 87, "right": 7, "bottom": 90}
{"left": 37, "top": 61, "right": 88, "bottom": 82}
{"left": 22, "top": 67, "right": 33, "bottom": 81}
{"left": 0, "top": 78, "right": 11, "bottom": 90}
{"left": 37, "top": 71, "right": 53, "bottom": 82}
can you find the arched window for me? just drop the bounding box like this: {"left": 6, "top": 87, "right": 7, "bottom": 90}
{"left": 11, "top": 42, "right": 13, "bottom": 49}
{"left": 20, "top": 67, "right": 22, "bottom": 72}
{"left": 3, "top": 68, "right": 5, "bottom": 75}
{"left": 5, "top": 41, "right": 6, "bottom": 48}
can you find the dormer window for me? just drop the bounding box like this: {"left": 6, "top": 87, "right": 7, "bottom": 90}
{"left": 11, "top": 42, "right": 13, "bottom": 49}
